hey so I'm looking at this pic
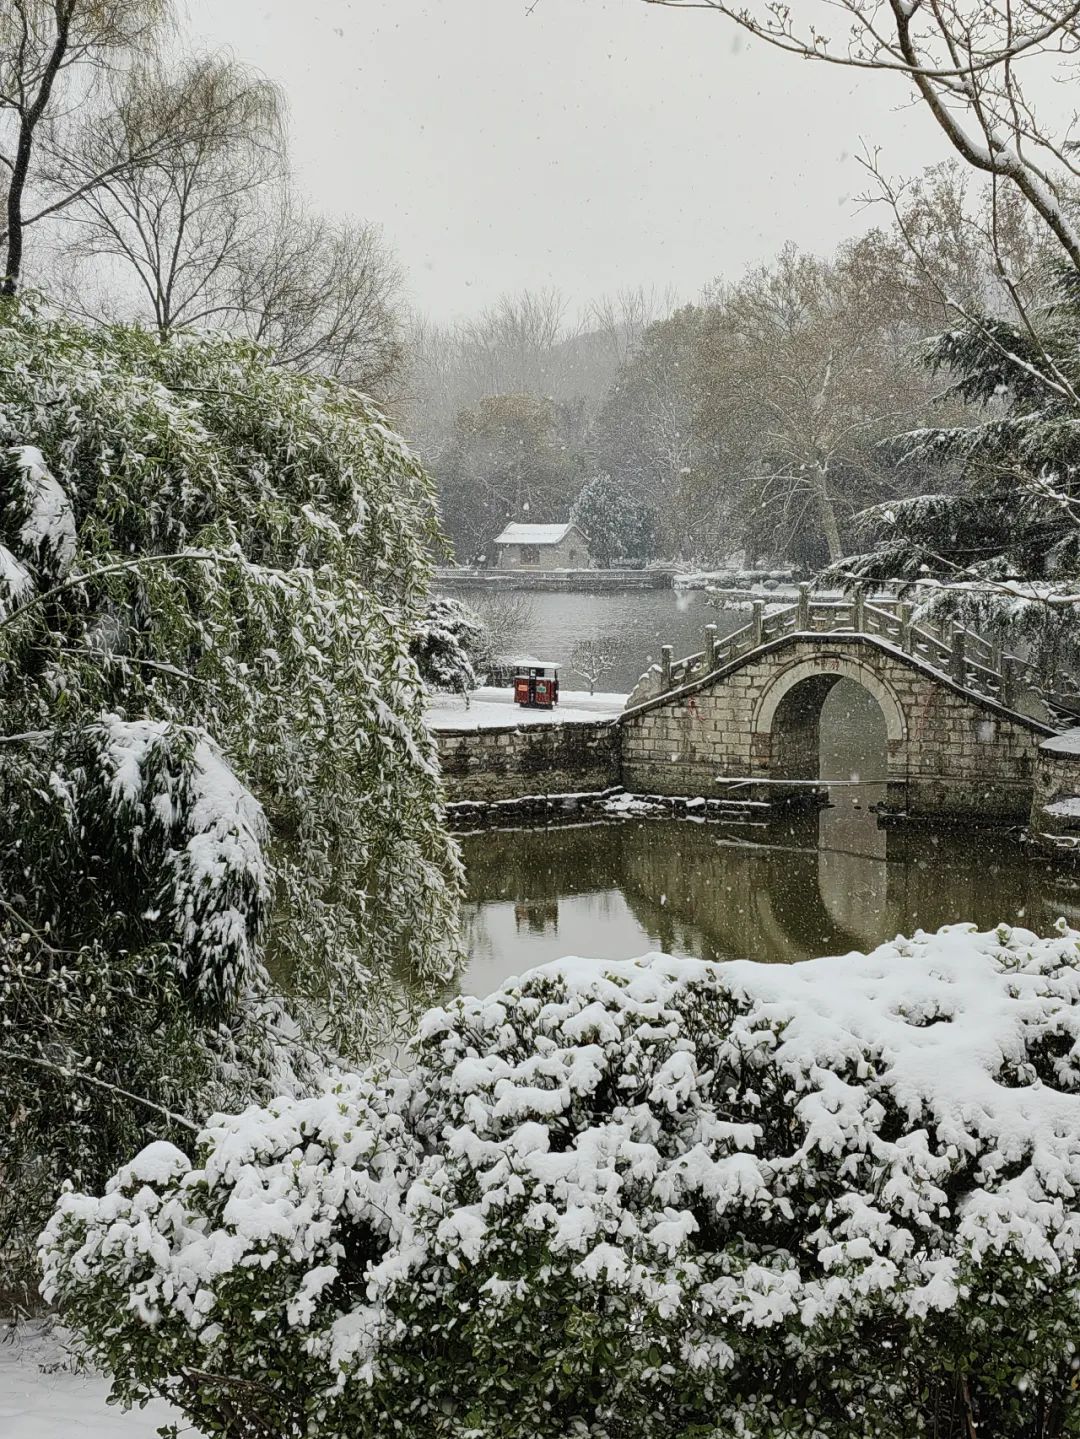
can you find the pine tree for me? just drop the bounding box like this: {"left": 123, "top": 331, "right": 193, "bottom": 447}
{"left": 411, "top": 595, "right": 482, "bottom": 696}
{"left": 571, "top": 472, "right": 656, "bottom": 567}
{"left": 834, "top": 267, "right": 1080, "bottom": 681}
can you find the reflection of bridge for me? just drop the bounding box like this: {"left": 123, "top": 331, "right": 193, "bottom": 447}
{"left": 622, "top": 588, "right": 1061, "bottom": 823}
{"left": 458, "top": 815, "right": 1061, "bottom": 972}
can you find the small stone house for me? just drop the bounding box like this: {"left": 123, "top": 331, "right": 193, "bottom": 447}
{"left": 492, "top": 522, "right": 593, "bottom": 570}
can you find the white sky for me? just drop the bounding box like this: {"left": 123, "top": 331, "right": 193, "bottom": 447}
{"left": 184, "top": 0, "right": 948, "bottom": 321}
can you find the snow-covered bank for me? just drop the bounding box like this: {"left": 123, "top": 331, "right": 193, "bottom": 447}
{"left": 0, "top": 1325, "right": 188, "bottom": 1439}
{"left": 425, "top": 686, "right": 627, "bottom": 731}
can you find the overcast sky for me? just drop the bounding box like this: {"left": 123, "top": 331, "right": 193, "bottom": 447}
{"left": 185, "top": 0, "right": 948, "bottom": 322}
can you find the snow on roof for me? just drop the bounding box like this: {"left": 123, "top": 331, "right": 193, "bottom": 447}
{"left": 498, "top": 654, "right": 560, "bottom": 669}
{"left": 493, "top": 523, "right": 578, "bottom": 546}
{"left": 1042, "top": 727, "right": 1080, "bottom": 755}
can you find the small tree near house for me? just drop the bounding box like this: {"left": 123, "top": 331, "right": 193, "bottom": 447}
{"left": 569, "top": 637, "right": 618, "bottom": 695}
{"left": 411, "top": 595, "right": 482, "bottom": 701}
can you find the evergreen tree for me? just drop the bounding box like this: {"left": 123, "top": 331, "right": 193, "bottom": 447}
{"left": 411, "top": 595, "right": 482, "bottom": 696}
{"left": 0, "top": 309, "right": 462, "bottom": 1291}
{"left": 571, "top": 472, "right": 656, "bottom": 566}
{"left": 835, "top": 267, "right": 1080, "bottom": 681}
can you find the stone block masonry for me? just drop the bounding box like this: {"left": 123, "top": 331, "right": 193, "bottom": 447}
{"left": 436, "top": 719, "right": 621, "bottom": 803}
{"left": 1031, "top": 728, "right": 1080, "bottom": 853}
{"left": 433, "top": 633, "right": 1071, "bottom": 837}
{"left": 620, "top": 634, "right": 1053, "bottom": 823}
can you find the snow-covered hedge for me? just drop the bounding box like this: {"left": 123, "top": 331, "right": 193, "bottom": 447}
{"left": 42, "top": 923, "right": 1080, "bottom": 1439}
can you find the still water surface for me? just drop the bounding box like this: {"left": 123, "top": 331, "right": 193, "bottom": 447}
{"left": 453, "top": 585, "right": 738, "bottom": 693}
{"left": 458, "top": 805, "right": 1080, "bottom": 995}
{"left": 455, "top": 676, "right": 1079, "bottom": 992}
{"left": 441, "top": 587, "right": 1079, "bottom": 992}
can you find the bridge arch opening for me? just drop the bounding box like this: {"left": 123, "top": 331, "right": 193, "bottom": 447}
{"left": 753, "top": 656, "right": 906, "bottom": 801}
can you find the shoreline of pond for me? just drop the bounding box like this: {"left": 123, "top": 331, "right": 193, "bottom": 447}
{"left": 455, "top": 800, "right": 1080, "bottom": 996}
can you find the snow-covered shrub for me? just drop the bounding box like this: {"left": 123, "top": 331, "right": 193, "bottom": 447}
{"left": 0, "top": 311, "right": 462, "bottom": 1293}
{"left": 43, "top": 924, "right": 1080, "bottom": 1438}
{"left": 411, "top": 594, "right": 482, "bottom": 696}
{"left": 42, "top": 1074, "right": 421, "bottom": 1438}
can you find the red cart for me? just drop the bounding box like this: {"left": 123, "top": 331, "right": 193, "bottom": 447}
{"left": 513, "top": 661, "right": 560, "bottom": 709}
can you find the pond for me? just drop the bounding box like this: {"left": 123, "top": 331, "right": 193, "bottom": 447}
{"left": 443, "top": 584, "right": 748, "bottom": 693}
{"left": 455, "top": 675, "right": 1080, "bottom": 993}
{"left": 457, "top": 802, "right": 1080, "bottom": 996}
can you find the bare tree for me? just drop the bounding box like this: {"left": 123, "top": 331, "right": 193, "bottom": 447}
{"left": 640, "top": 2, "right": 1080, "bottom": 288}
{"left": 63, "top": 54, "right": 283, "bottom": 333}
{"left": 400, "top": 286, "right": 688, "bottom": 471}
{"left": 0, "top": 0, "right": 171, "bottom": 294}
{"left": 402, "top": 288, "right": 584, "bottom": 452}
{"left": 229, "top": 194, "right": 405, "bottom": 395}
{"left": 399, "top": 310, "right": 465, "bottom": 456}
{"left": 638, "top": 0, "right": 1080, "bottom": 601}
{"left": 469, "top": 590, "right": 537, "bottom": 670}
{"left": 864, "top": 161, "right": 1059, "bottom": 323}
{"left": 697, "top": 242, "right": 946, "bottom": 565}
{"left": 46, "top": 55, "right": 403, "bottom": 395}
{"left": 456, "top": 288, "right": 575, "bottom": 401}
{"left": 586, "top": 284, "right": 680, "bottom": 370}
{"left": 568, "top": 637, "right": 619, "bottom": 695}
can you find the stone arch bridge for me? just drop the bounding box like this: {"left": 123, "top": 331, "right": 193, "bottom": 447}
{"left": 621, "top": 590, "right": 1061, "bottom": 822}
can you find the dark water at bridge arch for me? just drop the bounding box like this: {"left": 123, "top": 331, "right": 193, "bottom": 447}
{"left": 455, "top": 678, "right": 1079, "bottom": 994}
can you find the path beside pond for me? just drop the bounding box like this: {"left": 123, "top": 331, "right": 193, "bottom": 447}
{"left": 425, "top": 686, "right": 627, "bottom": 731}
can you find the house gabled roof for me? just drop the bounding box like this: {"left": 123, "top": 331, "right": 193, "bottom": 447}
{"left": 493, "top": 522, "right": 582, "bottom": 546}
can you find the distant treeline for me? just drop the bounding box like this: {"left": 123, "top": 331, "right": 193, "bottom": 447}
{"left": 400, "top": 166, "right": 1054, "bottom": 570}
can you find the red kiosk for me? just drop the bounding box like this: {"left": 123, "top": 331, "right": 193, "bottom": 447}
{"left": 513, "top": 659, "right": 560, "bottom": 710}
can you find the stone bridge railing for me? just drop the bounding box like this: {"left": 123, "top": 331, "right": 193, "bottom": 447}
{"left": 632, "top": 586, "right": 1052, "bottom": 717}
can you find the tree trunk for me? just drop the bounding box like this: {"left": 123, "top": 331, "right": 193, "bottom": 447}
{"left": 813, "top": 463, "right": 843, "bottom": 564}
{"left": 3, "top": 6, "right": 74, "bottom": 296}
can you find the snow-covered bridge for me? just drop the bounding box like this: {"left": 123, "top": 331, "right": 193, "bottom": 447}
{"left": 621, "top": 589, "right": 1061, "bottom": 822}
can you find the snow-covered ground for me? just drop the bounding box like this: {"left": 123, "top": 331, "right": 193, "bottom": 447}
{"left": 425, "top": 685, "right": 627, "bottom": 731}
{"left": 0, "top": 1325, "right": 189, "bottom": 1438}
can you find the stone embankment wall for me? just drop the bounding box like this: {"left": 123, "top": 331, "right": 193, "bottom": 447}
{"left": 621, "top": 635, "right": 1050, "bottom": 823}
{"left": 434, "top": 636, "right": 1075, "bottom": 837}
{"left": 1031, "top": 730, "right": 1080, "bottom": 851}
{"left": 436, "top": 720, "right": 621, "bottom": 803}
{"left": 434, "top": 568, "right": 674, "bottom": 593}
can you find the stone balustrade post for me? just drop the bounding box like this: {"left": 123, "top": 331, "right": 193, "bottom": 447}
{"left": 900, "top": 602, "right": 913, "bottom": 654}
{"left": 704, "top": 623, "right": 717, "bottom": 670}
{"left": 751, "top": 600, "right": 764, "bottom": 648}
{"left": 951, "top": 627, "right": 967, "bottom": 684}
{"left": 852, "top": 585, "right": 865, "bottom": 633}
{"left": 1000, "top": 655, "right": 1015, "bottom": 709}
{"left": 661, "top": 644, "right": 673, "bottom": 691}
{"left": 797, "top": 583, "right": 810, "bottom": 630}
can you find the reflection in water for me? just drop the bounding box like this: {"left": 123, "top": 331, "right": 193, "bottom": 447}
{"left": 458, "top": 811, "right": 1079, "bottom": 994}
{"left": 457, "top": 676, "right": 1080, "bottom": 994}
